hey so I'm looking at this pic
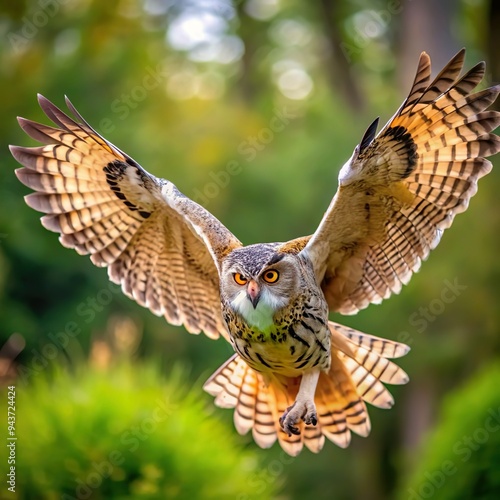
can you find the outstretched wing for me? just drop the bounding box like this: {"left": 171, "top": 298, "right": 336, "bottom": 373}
{"left": 11, "top": 95, "right": 242, "bottom": 339}
{"left": 302, "top": 49, "right": 500, "bottom": 314}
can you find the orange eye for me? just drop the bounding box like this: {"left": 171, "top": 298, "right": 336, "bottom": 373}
{"left": 262, "top": 269, "right": 279, "bottom": 283}
{"left": 233, "top": 273, "right": 248, "bottom": 286}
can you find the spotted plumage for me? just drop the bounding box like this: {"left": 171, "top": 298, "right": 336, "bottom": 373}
{"left": 11, "top": 49, "right": 500, "bottom": 455}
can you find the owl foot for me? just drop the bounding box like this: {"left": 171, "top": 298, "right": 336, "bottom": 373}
{"left": 279, "top": 400, "right": 318, "bottom": 436}
{"left": 279, "top": 369, "right": 321, "bottom": 435}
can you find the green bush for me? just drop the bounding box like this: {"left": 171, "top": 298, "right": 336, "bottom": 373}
{"left": 400, "top": 361, "right": 500, "bottom": 500}
{"left": 8, "top": 360, "right": 279, "bottom": 499}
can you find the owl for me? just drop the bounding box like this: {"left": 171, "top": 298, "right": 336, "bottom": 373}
{"left": 11, "top": 49, "right": 500, "bottom": 456}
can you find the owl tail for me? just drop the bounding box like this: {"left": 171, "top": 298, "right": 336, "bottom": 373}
{"left": 203, "top": 321, "right": 409, "bottom": 456}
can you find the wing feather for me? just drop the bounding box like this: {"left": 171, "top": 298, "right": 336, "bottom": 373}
{"left": 12, "top": 95, "right": 242, "bottom": 339}
{"left": 301, "top": 50, "right": 500, "bottom": 314}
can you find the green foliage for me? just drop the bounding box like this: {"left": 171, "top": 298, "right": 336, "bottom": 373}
{"left": 11, "top": 360, "right": 279, "bottom": 499}
{"left": 400, "top": 361, "right": 500, "bottom": 500}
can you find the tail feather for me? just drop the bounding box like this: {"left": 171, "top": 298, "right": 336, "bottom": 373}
{"left": 233, "top": 366, "right": 257, "bottom": 435}
{"left": 203, "top": 355, "right": 239, "bottom": 408}
{"left": 269, "top": 381, "right": 304, "bottom": 456}
{"left": 203, "top": 321, "right": 409, "bottom": 456}
{"left": 335, "top": 352, "right": 394, "bottom": 409}
{"left": 252, "top": 377, "right": 276, "bottom": 449}
{"left": 303, "top": 424, "right": 325, "bottom": 453}
{"left": 316, "top": 370, "right": 355, "bottom": 448}
{"left": 334, "top": 338, "right": 409, "bottom": 386}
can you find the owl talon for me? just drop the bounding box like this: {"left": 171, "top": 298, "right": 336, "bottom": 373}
{"left": 280, "top": 400, "right": 318, "bottom": 436}
{"left": 279, "top": 404, "right": 301, "bottom": 436}
{"left": 304, "top": 412, "right": 318, "bottom": 426}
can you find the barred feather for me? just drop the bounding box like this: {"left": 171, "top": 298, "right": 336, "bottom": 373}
{"left": 204, "top": 322, "right": 409, "bottom": 455}
{"left": 304, "top": 49, "right": 500, "bottom": 315}
{"left": 12, "top": 95, "right": 242, "bottom": 339}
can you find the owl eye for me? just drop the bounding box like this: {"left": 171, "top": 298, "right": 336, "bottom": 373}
{"left": 233, "top": 273, "right": 248, "bottom": 285}
{"left": 262, "top": 269, "right": 279, "bottom": 283}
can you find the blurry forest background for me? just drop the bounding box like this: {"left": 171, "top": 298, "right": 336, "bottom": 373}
{"left": 1, "top": 0, "right": 500, "bottom": 499}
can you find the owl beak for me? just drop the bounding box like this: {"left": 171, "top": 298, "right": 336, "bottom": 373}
{"left": 247, "top": 279, "right": 261, "bottom": 308}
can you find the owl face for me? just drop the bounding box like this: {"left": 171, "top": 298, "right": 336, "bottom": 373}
{"left": 220, "top": 245, "right": 300, "bottom": 332}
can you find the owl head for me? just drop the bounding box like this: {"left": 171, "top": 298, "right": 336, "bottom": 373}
{"left": 220, "top": 244, "right": 301, "bottom": 332}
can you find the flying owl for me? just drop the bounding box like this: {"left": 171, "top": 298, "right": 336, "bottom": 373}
{"left": 11, "top": 49, "right": 500, "bottom": 456}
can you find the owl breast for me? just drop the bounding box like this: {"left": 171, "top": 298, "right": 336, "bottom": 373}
{"left": 222, "top": 290, "right": 331, "bottom": 377}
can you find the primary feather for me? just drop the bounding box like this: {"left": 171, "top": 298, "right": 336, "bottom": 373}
{"left": 304, "top": 48, "right": 500, "bottom": 314}
{"left": 12, "top": 95, "right": 241, "bottom": 340}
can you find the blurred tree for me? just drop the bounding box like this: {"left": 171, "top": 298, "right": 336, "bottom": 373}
{"left": 487, "top": 0, "right": 500, "bottom": 110}
{"left": 318, "top": 0, "right": 365, "bottom": 111}
{"left": 397, "top": 0, "right": 461, "bottom": 90}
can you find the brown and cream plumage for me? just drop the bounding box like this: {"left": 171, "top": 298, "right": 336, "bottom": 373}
{"left": 11, "top": 49, "right": 500, "bottom": 455}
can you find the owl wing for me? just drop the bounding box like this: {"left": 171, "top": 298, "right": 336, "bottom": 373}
{"left": 301, "top": 49, "right": 500, "bottom": 315}
{"left": 11, "top": 95, "right": 242, "bottom": 339}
